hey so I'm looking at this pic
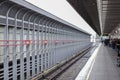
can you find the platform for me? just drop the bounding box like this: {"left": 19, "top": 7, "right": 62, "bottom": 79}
{"left": 88, "top": 44, "right": 120, "bottom": 80}
{"left": 76, "top": 43, "right": 120, "bottom": 80}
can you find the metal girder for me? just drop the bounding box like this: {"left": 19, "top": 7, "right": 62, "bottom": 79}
{"left": 27, "top": 12, "right": 37, "bottom": 79}
{"left": 13, "top": 7, "right": 24, "bottom": 80}
{"left": 4, "top": 4, "right": 17, "bottom": 80}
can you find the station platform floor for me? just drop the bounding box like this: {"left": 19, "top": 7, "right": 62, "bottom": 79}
{"left": 75, "top": 43, "right": 120, "bottom": 80}
{"left": 88, "top": 44, "right": 120, "bottom": 80}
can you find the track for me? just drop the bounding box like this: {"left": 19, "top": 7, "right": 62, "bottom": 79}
{"left": 32, "top": 46, "right": 92, "bottom": 80}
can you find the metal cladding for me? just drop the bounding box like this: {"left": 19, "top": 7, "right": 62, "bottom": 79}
{"left": 67, "top": 0, "right": 101, "bottom": 35}
{"left": 0, "top": 0, "right": 91, "bottom": 80}
{"left": 67, "top": 0, "right": 120, "bottom": 36}
{"left": 101, "top": 0, "right": 120, "bottom": 35}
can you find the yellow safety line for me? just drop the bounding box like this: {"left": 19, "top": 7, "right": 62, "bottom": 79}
{"left": 86, "top": 49, "right": 98, "bottom": 80}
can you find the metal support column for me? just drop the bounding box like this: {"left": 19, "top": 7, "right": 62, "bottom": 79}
{"left": 27, "top": 13, "right": 36, "bottom": 79}
{"left": 13, "top": 8, "right": 24, "bottom": 80}
{"left": 4, "top": 5, "right": 15, "bottom": 80}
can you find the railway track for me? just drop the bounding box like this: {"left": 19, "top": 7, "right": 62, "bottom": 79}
{"left": 32, "top": 46, "right": 92, "bottom": 80}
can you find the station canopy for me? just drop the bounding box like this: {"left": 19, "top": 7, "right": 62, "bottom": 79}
{"left": 67, "top": 0, "right": 120, "bottom": 36}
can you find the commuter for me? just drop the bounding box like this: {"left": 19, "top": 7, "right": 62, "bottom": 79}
{"left": 101, "top": 40, "right": 104, "bottom": 43}
{"left": 109, "top": 39, "right": 112, "bottom": 47}
{"left": 104, "top": 39, "right": 110, "bottom": 46}
{"left": 104, "top": 39, "right": 107, "bottom": 46}
{"left": 116, "top": 40, "right": 120, "bottom": 57}
{"left": 111, "top": 39, "right": 116, "bottom": 49}
{"left": 116, "top": 39, "right": 120, "bottom": 66}
{"left": 101, "top": 38, "right": 104, "bottom": 43}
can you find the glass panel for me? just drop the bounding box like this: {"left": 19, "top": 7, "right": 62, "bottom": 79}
{"left": 16, "top": 29, "right": 20, "bottom": 59}
{"left": 29, "top": 30, "right": 32, "bottom": 56}
{"left": 8, "top": 27, "right": 13, "bottom": 61}
{"left": 0, "top": 26, "right": 4, "bottom": 63}
{"left": 24, "top": 29, "right": 27, "bottom": 58}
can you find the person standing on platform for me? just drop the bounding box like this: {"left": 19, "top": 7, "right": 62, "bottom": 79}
{"left": 116, "top": 39, "right": 120, "bottom": 57}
